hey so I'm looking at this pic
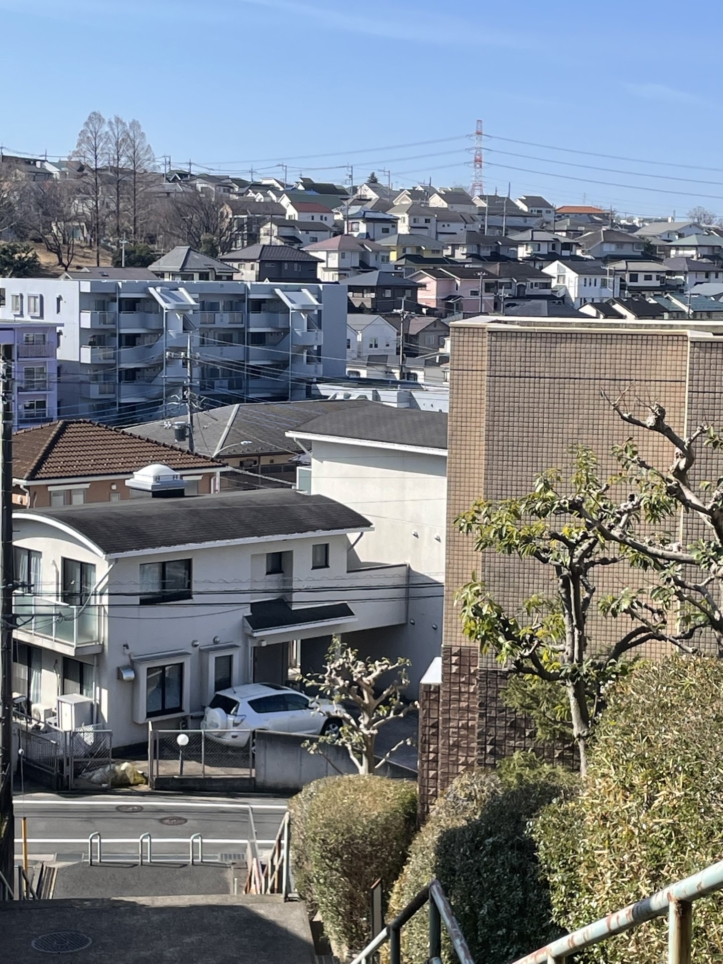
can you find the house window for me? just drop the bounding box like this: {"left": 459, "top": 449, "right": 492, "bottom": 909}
{"left": 24, "top": 331, "right": 47, "bottom": 346}
{"left": 23, "top": 366, "right": 47, "bottom": 391}
{"left": 312, "top": 543, "right": 329, "bottom": 570}
{"left": 644, "top": 274, "right": 653, "bottom": 281}
{"left": 139, "top": 559, "right": 192, "bottom": 605}
{"left": 369, "top": 337, "right": 379, "bottom": 348}
{"left": 14, "top": 548, "right": 41, "bottom": 592}
{"left": 470, "top": 289, "right": 479, "bottom": 296}
{"left": 346, "top": 339, "right": 351, "bottom": 349}
{"left": 146, "top": 662, "right": 184, "bottom": 717}
{"left": 61, "top": 559, "right": 96, "bottom": 607}
{"left": 424, "top": 218, "right": 431, "bottom": 224}
{"left": 214, "top": 653, "right": 233, "bottom": 692}
{"left": 63, "top": 657, "right": 93, "bottom": 698}
{"left": 50, "top": 488, "right": 86, "bottom": 507}
{"left": 0, "top": 289, "right": 5, "bottom": 307}
{"left": 384, "top": 289, "right": 392, "bottom": 297}
{"left": 11, "top": 294, "right": 22, "bottom": 314}
{"left": 27, "top": 295, "right": 43, "bottom": 318}
{"left": 381, "top": 227, "right": 390, "bottom": 234}
{"left": 266, "top": 552, "right": 283, "bottom": 575}
{"left": 22, "top": 400, "right": 47, "bottom": 421}
{"left": 629, "top": 273, "right": 639, "bottom": 282}
{"left": 556, "top": 275, "right": 566, "bottom": 284}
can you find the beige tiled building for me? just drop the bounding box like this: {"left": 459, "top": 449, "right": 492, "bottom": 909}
{"left": 420, "top": 316, "right": 723, "bottom": 814}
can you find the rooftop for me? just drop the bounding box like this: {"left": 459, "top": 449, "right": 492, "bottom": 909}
{"left": 220, "top": 244, "right": 319, "bottom": 263}
{"left": 149, "top": 246, "right": 233, "bottom": 275}
{"left": 13, "top": 420, "right": 224, "bottom": 482}
{"left": 340, "top": 270, "right": 421, "bottom": 288}
{"left": 290, "top": 400, "right": 447, "bottom": 452}
{"left": 66, "top": 267, "right": 158, "bottom": 280}
{"left": 19, "top": 489, "right": 371, "bottom": 555}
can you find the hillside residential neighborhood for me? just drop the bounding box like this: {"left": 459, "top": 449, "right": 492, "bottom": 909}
{"left": 4, "top": 16, "right": 723, "bottom": 957}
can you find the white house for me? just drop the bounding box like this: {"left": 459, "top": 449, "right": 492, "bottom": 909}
{"left": 304, "top": 236, "right": 389, "bottom": 282}
{"left": 12, "top": 481, "right": 409, "bottom": 748}
{"left": 542, "top": 260, "right": 619, "bottom": 307}
{"left": 346, "top": 315, "right": 397, "bottom": 360}
{"left": 289, "top": 403, "right": 447, "bottom": 694}
{"left": 428, "top": 189, "right": 478, "bottom": 215}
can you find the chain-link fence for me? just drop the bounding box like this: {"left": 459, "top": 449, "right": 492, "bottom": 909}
{"left": 15, "top": 724, "right": 112, "bottom": 790}
{"left": 150, "top": 729, "right": 253, "bottom": 785}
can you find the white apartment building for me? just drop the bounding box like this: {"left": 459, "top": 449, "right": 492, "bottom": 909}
{"left": 290, "top": 402, "right": 447, "bottom": 695}
{"left": 12, "top": 483, "right": 409, "bottom": 748}
{"left": 0, "top": 276, "right": 347, "bottom": 422}
{"left": 0, "top": 284, "right": 61, "bottom": 428}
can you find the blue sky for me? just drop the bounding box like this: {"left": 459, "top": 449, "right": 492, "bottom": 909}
{"left": 2, "top": 0, "right": 722, "bottom": 217}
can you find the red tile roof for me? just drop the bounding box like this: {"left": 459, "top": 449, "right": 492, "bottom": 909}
{"left": 13, "top": 420, "right": 225, "bottom": 482}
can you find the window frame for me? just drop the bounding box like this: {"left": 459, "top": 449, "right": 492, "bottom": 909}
{"left": 265, "top": 551, "right": 283, "bottom": 575}
{"left": 139, "top": 559, "right": 193, "bottom": 605}
{"left": 145, "top": 662, "right": 184, "bottom": 718}
{"left": 311, "top": 543, "right": 330, "bottom": 570}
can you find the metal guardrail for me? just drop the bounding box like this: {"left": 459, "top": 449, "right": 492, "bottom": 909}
{"left": 509, "top": 856, "right": 723, "bottom": 964}
{"left": 245, "top": 810, "right": 291, "bottom": 899}
{"left": 351, "top": 878, "right": 474, "bottom": 964}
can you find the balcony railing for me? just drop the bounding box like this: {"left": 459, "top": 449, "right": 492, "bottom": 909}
{"left": 17, "top": 344, "right": 54, "bottom": 358}
{"left": 80, "top": 310, "right": 117, "bottom": 329}
{"left": 13, "top": 593, "right": 101, "bottom": 648}
{"left": 18, "top": 381, "right": 48, "bottom": 393}
{"left": 80, "top": 346, "right": 116, "bottom": 365}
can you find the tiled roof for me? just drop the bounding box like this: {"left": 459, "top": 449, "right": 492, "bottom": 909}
{"left": 290, "top": 401, "right": 447, "bottom": 451}
{"left": 149, "top": 246, "right": 233, "bottom": 274}
{"left": 22, "top": 489, "right": 371, "bottom": 555}
{"left": 220, "top": 244, "right": 319, "bottom": 263}
{"left": 13, "top": 420, "right": 224, "bottom": 482}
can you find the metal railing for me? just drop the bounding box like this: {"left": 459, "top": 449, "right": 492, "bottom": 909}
{"left": 351, "top": 879, "right": 474, "bottom": 964}
{"left": 509, "top": 857, "right": 723, "bottom": 964}
{"left": 245, "top": 810, "right": 291, "bottom": 899}
{"left": 149, "top": 728, "right": 253, "bottom": 785}
{"left": 13, "top": 592, "right": 101, "bottom": 647}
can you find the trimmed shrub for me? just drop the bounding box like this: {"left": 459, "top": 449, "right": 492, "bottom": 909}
{"left": 290, "top": 775, "right": 417, "bottom": 959}
{"left": 389, "top": 755, "right": 576, "bottom": 964}
{"left": 535, "top": 656, "right": 723, "bottom": 964}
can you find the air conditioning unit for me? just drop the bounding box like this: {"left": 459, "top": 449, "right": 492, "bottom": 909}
{"left": 56, "top": 694, "right": 95, "bottom": 732}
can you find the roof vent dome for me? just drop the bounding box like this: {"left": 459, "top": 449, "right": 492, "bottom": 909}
{"left": 125, "top": 463, "right": 187, "bottom": 498}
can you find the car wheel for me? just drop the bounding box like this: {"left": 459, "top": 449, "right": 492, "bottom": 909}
{"left": 322, "top": 718, "right": 343, "bottom": 739}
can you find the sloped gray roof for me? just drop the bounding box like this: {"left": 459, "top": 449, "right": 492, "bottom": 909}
{"left": 290, "top": 402, "right": 447, "bottom": 451}
{"left": 149, "top": 246, "right": 233, "bottom": 274}
{"left": 220, "top": 244, "right": 319, "bottom": 263}
{"left": 22, "top": 489, "right": 371, "bottom": 555}
{"left": 340, "top": 271, "right": 421, "bottom": 288}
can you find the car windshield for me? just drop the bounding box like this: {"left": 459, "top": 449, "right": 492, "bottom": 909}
{"left": 208, "top": 694, "right": 240, "bottom": 715}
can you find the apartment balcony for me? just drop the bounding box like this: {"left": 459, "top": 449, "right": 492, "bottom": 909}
{"left": 247, "top": 311, "right": 290, "bottom": 331}
{"left": 17, "top": 343, "right": 54, "bottom": 359}
{"left": 80, "top": 346, "right": 116, "bottom": 365}
{"left": 201, "top": 343, "right": 246, "bottom": 362}
{"left": 196, "top": 311, "right": 246, "bottom": 326}
{"left": 291, "top": 328, "right": 323, "bottom": 348}
{"left": 18, "top": 381, "right": 49, "bottom": 394}
{"left": 201, "top": 376, "right": 247, "bottom": 393}
{"left": 291, "top": 357, "right": 323, "bottom": 377}
{"left": 13, "top": 593, "right": 103, "bottom": 656}
{"left": 248, "top": 346, "right": 282, "bottom": 366}
{"left": 81, "top": 381, "right": 117, "bottom": 399}
{"left": 117, "top": 342, "right": 164, "bottom": 368}
{"left": 118, "top": 311, "right": 163, "bottom": 332}
{"left": 80, "top": 310, "right": 117, "bottom": 329}
{"left": 118, "top": 378, "right": 163, "bottom": 403}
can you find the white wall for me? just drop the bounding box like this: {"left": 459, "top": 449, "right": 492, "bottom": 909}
{"left": 306, "top": 438, "right": 447, "bottom": 693}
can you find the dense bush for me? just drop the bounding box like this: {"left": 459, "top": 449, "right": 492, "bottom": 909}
{"left": 535, "top": 656, "right": 723, "bottom": 964}
{"left": 290, "top": 775, "right": 417, "bottom": 959}
{"left": 389, "top": 755, "right": 576, "bottom": 964}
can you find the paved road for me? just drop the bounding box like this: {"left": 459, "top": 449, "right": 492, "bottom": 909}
{"left": 14, "top": 791, "right": 288, "bottom": 863}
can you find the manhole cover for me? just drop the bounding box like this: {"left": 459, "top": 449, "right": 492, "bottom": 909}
{"left": 32, "top": 932, "right": 92, "bottom": 954}
{"left": 115, "top": 805, "right": 143, "bottom": 813}
{"left": 160, "top": 816, "right": 187, "bottom": 826}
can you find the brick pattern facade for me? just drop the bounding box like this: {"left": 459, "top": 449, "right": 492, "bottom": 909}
{"left": 421, "top": 320, "right": 723, "bottom": 812}
{"left": 418, "top": 677, "right": 441, "bottom": 818}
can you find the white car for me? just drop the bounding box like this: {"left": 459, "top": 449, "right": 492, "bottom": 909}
{"left": 201, "top": 683, "right": 342, "bottom": 746}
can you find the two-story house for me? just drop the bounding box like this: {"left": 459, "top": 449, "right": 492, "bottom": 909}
{"left": 12, "top": 482, "right": 409, "bottom": 747}
{"left": 663, "top": 257, "right": 722, "bottom": 290}
{"left": 346, "top": 209, "right": 399, "bottom": 240}
{"left": 220, "top": 244, "right": 320, "bottom": 283}
{"left": 258, "top": 218, "right": 334, "bottom": 247}
{"left": 341, "top": 271, "right": 421, "bottom": 313}
{"left": 664, "top": 234, "right": 723, "bottom": 262}
{"left": 281, "top": 197, "right": 338, "bottom": 225}
{"left": 478, "top": 262, "right": 555, "bottom": 312}
{"left": 443, "top": 231, "right": 518, "bottom": 261}
{"left": 576, "top": 228, "right": 646, "bottom": 261}
{"left": 149, "top": 247, "right": 235, "bottom": 282}
{"left": 303, "top": 236, "right": 388, "bottom": 282}
{"left": 542, "top": 260, "right": 619, "bottom": 307}
{"left": 428, "top": 189, "right": 478, "bottom": 215}
{"left": 386, "top": 203, "right": 438, "bottom": 237}
{"left": 516, "top": 196, "right": 556, "bottom": 223}
{"left": 410, "top": 267, "right": 483, "bottom": 317}
{"left": 377, "top": 234, "right": 445, "bottom": 263}
{"left": 346, "top": 315, "right": 398, "bottom": 360}
{"left": 510, "top": 230, "right": 580, "bottom": 261}
{"left": 608, "top": 260, "right": 669, "bottom": 294}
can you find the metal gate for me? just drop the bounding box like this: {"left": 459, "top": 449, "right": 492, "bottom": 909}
{"left": 149, "top": 728, "right": 253, "bottom": 788}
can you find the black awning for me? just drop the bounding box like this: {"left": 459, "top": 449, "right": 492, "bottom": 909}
{"left": 245, "top": 598, "right": 355, "bottom": 633}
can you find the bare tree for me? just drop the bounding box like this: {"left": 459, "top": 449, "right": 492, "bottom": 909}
{"left": 687, "top": 206, "right": 717, "bottom": 226}
{"left": 124, "top": 119, "right": 156, "bottom": 242}
{"left": 72, "top": 111, "right": 109, "bottom": 265}
{"left": 162, "top": 189, "right": 235, "bottom": 253}
{"left": 29, "top": 181, "right": 80, "bottom": 270}
{"left": 107, "top": 115, "right": 129, "bottom": 241}
{"left": 303, "top": 638, "right": 417, "bottom": 774}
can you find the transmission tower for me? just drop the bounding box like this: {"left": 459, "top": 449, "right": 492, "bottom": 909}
{"left": 470, "top": 118, "right": 484, "bottom": 198}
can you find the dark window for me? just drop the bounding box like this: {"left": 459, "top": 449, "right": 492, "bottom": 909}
{"left": 643, "top": 274, "right": 653, "bottom": 281}
{"left": 284, "top": 693, "right": 310, "bottom": 711}
{"left": 214, "top": 653, "right": 233, "bottom": 692}
{"left": 266, "top": 552, "right": 283, "bottom": 575}
{"left": 248, "top": 694, "right": 287, "bottom": 714}
{"left": 208, "top": 693, "right": 239, "bottom": 713}
{"left": 139, "top": 559, "right": 192, "bottom": 605}
{"left": 146, "top": 663, "right": 184, "bottom": 717}
{"left": 61, "top": 559, "right": 96, "bottom": 607}
{"left": 312, "top": 543, "right": 329, "bottom": 569}
{"left": 63, "top": 656, "right": 93, "bottom": 698}
{"left": 15, "top": 548, "right": 41, "bottom": 592}
{"left": 0, "top": 289, "right": 5, "bottom": 307}
{"left": 629, "top": 273, "right": 639, "bottom": 282}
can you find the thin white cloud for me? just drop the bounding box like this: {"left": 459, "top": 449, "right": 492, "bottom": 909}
{"left": 625, "top": 83, "right": 702, "bottom": 106}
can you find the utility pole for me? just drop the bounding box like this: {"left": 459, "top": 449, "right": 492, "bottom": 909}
{"left": 119, "top": 238, "right": 129, "bottom": 268}
{"left": 0, "top": 342, "right": 14, "bottom": 895}
{"left": 396, "top": 297, "right": 410, "bottom": 381}
{"left": 166, "top": 336, "right": 196, "bottom": 453}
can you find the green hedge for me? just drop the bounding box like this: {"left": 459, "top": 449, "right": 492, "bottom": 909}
{"left": 290, "top": 775, "right": 417, "bottom": 959}
{"left": 535, "top": 656, "right": 723, "bottom": 964}
{"left": 389, "top": 756, "right": 576, "bottom": 964}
